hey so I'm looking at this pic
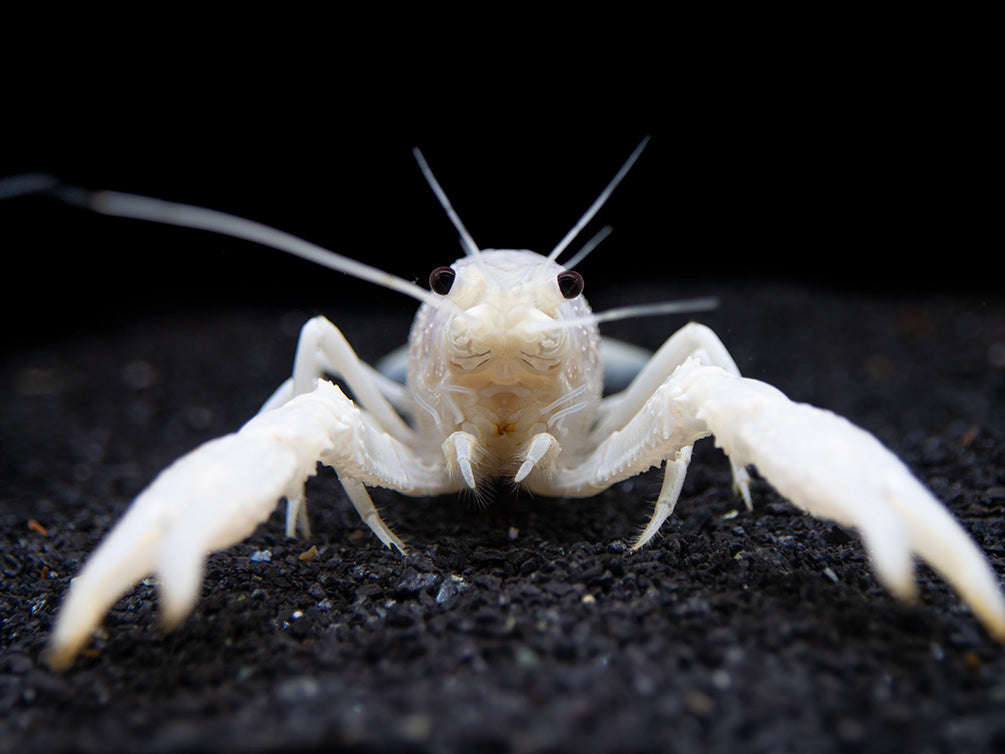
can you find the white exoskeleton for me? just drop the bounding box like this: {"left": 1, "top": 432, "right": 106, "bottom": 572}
{"left": 6, "top": 139, "right": 1002, "bottom": 671}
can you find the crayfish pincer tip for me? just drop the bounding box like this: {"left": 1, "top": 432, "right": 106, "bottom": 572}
{"left": 42, "top": 644, "right": 74, "bottom": 673}
{"left": 976, "top": 600, "right": 1005, "bottom": 644}
{"left": 154, "top": 548, "right": 207, "bottom": 633}
{"left": 44, "top": 620, "right": 91, "bottom": 672}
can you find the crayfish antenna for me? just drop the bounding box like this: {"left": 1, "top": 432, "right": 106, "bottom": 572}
{"left": 546, "top": 135, "right": 650, "bottom": 264}
{"left": 412, "top": 147, "right": 501, "bottom": 288}
{"left": 0, "top": 172, "right": 462, "bottom": 316}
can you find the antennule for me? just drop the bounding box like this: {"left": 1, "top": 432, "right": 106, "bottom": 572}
{"left": 412, "top": 148, "right": 481, "bottom": 258}
{"left": 561, "top": 225, "right": 612, "bottom": 271}
{"left": 413, "top": 148, "right": 502, "bottom": 288}
{"left": 546, "top": 135, "right": 650, "bottom": 264}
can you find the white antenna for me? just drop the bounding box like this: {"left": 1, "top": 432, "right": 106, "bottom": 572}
{"left": 546, "top": 135, "right": 650, "bottom": 263}
{"left": 412, "top": 148, "right": 481, "bottom": 258}
{"left": 561, "top": 225, "right": 613, "bottom": 271}
{"left": 0, "top": 174, "right": 459, "bottom": 312}
{"left": 532, "top": 297, "right": 720, "bottom": 332}
{"left": 412, "top": 148, "right": 500, "bottom": 286}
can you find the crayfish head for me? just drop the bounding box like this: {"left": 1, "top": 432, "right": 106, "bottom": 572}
{"left": 429, "top": 250, "right": 589, "bottom": 385}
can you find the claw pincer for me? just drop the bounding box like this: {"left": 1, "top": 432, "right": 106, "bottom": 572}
{"left": 49, "top": 383, "right": 353, "bottom": 669}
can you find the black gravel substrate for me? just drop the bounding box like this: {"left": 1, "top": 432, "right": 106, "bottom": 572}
{"left": 3, "top": 281, "right": 1004, "bottom": 753}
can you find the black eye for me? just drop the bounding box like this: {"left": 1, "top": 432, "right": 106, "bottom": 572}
{"left": 557, "top": 270, "right": 584, "bottom": 299}
{"left": 429, "top": 266, "right": 456, "bottom": 295}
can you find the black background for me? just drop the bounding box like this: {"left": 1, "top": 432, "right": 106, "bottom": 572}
{"left": 2, "top": 34, "right": 995, "bottom": 348}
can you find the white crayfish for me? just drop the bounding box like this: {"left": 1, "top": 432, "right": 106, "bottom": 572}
{"left": 7, "top": 139, "right": 1004, "bottom": 670}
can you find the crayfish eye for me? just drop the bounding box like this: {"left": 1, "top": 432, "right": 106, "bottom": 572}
{"left": 429, "top": 266, "right": 456, "bottom": 295}
{"left": 557, "top": 270, "right": 584, "bottom": 299}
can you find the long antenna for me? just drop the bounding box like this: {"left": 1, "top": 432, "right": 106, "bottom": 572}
{"left": 531, "top": 297, "right": 720, "bottom": 333}
{"left": 0, "top": 173, "right": 458, "bottom": 312}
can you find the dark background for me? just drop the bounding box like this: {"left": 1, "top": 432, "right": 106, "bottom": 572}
{"left": 1, "top": 34, "right": 995, "bottom": 346}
